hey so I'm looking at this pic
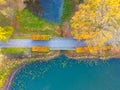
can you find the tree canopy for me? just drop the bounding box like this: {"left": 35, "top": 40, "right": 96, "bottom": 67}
{"left": 24, "top": 0, "right": 41, "bottom": 16}
{"left": 0, "top": 0, "right": 6, "bottom": 5}
{"left": 70, "top": 0, "right": 120, "bottom": 47}
{"left": 0, "top": 26, "right": 14, "bottom": 41}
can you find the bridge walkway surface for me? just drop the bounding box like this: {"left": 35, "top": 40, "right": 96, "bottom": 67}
{"left": 0, "top": 38, "right": 86, "bottom": 50}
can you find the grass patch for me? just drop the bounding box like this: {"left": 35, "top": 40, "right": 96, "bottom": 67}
{"left": 62, "top": 0, "right": 84, "bottom": 22}
{"left": 1, "top": 48, "right": 29, "bottom": 55}
{"left": 14, "top": 9, "right": 59, "bottom": 38}
{"left": 62, "top": 0, "right": 76, "bottom": 22}
{"left": 11, "top": 35, "right": 31, "bottom": 39}
{"left": 0, "top": 12, "right": 9, "bottom": 26}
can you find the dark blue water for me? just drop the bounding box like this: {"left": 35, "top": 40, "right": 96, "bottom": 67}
{"left": 40, "top": 0, "right": 63, "bottom": 24}
{"left": 10, "top": 55, "right": 120, "bottom": 90}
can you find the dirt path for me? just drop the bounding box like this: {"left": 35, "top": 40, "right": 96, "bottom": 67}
{"left": 61, "top": 21, "right": 72, "bottom": 37}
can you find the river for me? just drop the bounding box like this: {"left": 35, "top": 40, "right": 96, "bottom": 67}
{"left": 9, "top": 55, "right": 120, "bottom": 90}
{"left": 40, "top": 0, "right": 63, "bottom": 23}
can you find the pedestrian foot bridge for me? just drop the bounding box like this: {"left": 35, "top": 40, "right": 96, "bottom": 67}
{"left": 0, "top": 38, "right": 86, "bottom": 50}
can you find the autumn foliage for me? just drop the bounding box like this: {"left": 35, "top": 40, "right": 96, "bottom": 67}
{"left": 32, "top": 46, "right": 50, "bottom": 53}
{"left": 71, "top": 0, "right": 120, "bottom": 47}
{"left": 0, "top": 0, "right": 6, "bottom": 5}
{"left": 76, "top": 46, "right": 113, "bottom": 54}
{"left": 0, "top": 26, "right": 14, "bottom": 41}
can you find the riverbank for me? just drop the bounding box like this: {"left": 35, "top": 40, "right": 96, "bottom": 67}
{"left": 2, "top": 48, "right": 60, "bottom": 61}
{"left": 64, "top": 46, "right": 120, "bottom": 60}
{"left": 2, "top": 63, "right": 28, "bottom": 90}
{"left": 7, "top": 55, "right": 120, "bottom": 90}
{"left": 1, "top": 48, "right": 120, "bottom": 90}
{"left": 0, "top": 58, "right": 29, "bottom": 90}
{"left": 0, "top": 50, "right": 60, "bottom": 89}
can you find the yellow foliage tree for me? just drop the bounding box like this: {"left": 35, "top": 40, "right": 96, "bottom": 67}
{"left": 0, "top": 0, "right": 6, "bottom": 5}
{"left": 71, "top": 0, "right": 120, "bottom": 47}
{"left": 0, "top": 26, "right": 14, "bottom": 41}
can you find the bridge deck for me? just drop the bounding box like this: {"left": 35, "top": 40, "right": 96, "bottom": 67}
{"left": 0, "top": 38, "right": 86, "bottom": 50}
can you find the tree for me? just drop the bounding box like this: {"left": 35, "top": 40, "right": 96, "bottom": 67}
{"left": 24, "top": 0, "right": 41, "bottom": 16}
{"left": 0, "top": 26, "right": 14, "bottom": 41}
{"left": 0, "top": 0, "right": 6, "bottom": 5}
{"left": 70, "top": 0, "right": 120, "bottom": 47}
{"left": 0, "top": 12, "right": 9, "bottom": 26}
